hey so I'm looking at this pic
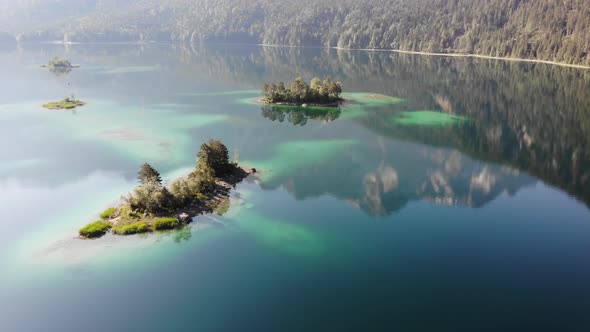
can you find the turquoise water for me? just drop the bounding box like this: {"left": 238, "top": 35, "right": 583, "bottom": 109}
{"left": 1, "top": 43, "right": 590, "bottom": 331}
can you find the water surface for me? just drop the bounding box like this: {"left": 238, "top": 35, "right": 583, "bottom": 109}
{"left": 1, "top": 43, "right": 590, "bottom": 331}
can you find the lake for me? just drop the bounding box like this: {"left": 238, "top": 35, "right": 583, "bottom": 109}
{"left": 1, "top": 43, "right": 590, "bottom": 331}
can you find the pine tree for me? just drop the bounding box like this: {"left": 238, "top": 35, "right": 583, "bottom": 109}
{"left": 197, "top": 139, "right": 231, "bottom": 177}
{"left": 137, "top": 163, "right": 162, "bottom": 185}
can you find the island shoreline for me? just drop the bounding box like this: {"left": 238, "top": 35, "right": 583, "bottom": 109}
{"left": 256, "top": 98, "right": 344, "bottom": 108}
{"left": 79, "top": 139, "right": 254, "bottom": 239}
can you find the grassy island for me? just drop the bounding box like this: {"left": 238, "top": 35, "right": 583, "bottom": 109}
{"left": 261, "top": 77, "right": 343, "bottom": 106}
{"left": 43, "top": 95, "right": 86, "bottom": 110}
{"left": 79, "top": 139, "right": 251, "bottom": 239}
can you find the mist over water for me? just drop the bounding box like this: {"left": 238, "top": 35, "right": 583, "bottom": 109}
{"left": 1, "top": 43, "right": 590, "bottom": 331}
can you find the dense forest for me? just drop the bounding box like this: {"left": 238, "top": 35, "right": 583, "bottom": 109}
{"left": 1, "top": 0, "right": 590, "bottom": 65}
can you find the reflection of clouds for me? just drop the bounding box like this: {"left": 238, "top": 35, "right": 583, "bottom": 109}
{"left": 0, "top": 158, "right": 46, "bottom": 176}
{"left": 0, "top": 171, "right": 130, "bottom": 236}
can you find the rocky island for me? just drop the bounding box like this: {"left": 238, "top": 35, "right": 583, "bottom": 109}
{"left": 261, "top": 77, "right": 343, "bottom": 107}
{"left": 43, "top": 95, "right": 86, "bottom": 110}
{"left": 79, "top": 139, "right": 251, "bottom": 238}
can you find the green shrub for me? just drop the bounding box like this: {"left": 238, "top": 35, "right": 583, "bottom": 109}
{"left": 112, "top": 221, "right": 150, "bottom": 235}
{"left": 79, "top": 221, "right": 111, "bottom": 238}
{"left": 127, "top": 182, "right": 175, "bottom": 215}
{"left": 119, "top": 204, "right": 140, "bottom": 220}
{"left": 170, "top": 177, "right": 195, "bottom": 205}
{"left": 100, "top": 207, "right": 117, "bottom": 220}
{"left": 152, "top": 217, "right": 179, "bottom": 230}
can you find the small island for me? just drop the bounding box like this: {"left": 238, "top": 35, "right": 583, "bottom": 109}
{"left": 41, "top": 57, "right": 80, "bottom": 71}
{"left": 79, "top": 139, "right": 252, "bottom": 239}
{"left": 261, "top": 77, "right": 343, "bottom": 107}
{"left": 43, "top": 95, "right": 86, "bottom": 110}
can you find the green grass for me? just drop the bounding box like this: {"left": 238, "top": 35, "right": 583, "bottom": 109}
{"left": 112, "top": 221, "right": 149, "bottom": 235}
{"left": 79, "top": 220, "right": 112, "bottom": 238}
{"left": 100, "top": 207, "right": 117, "bottom": 220}
{"left": 152, "top": 217, "right": 179, "bottom": 230}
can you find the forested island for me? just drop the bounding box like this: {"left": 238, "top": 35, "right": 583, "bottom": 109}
{"left": 43, "top": 95, "right": 85, "bottom": 110}
{"left": 41, "top": 57, "right": 79, "bottom": 75}
{"left": 262, "top": 77, "right": 343, "bottom": 106}
{"left": 41, "top": 57, "right": 79, "bottom": 70}
{"left": 3, "top": 0, "right": 590, "bottom": 66}
{"left": 79, "top": 139, "right": 251, "bottom": 238}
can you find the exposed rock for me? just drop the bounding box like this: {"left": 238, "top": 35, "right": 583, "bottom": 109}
{"left": 178, "top": 212, "right": 190, "bottom": 223}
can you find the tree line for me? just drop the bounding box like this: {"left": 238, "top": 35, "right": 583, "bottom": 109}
{"left": 263, "top": 77, "right": 342, "bottom": 104}
{"left": 4, "top": 0, "right": 590, "bottom": 66}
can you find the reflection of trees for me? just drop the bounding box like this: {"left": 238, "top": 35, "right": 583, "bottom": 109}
{"left": 14, "top": 43, "right": 590, "bottom": 206}
{"left": 260, "top": 105, "right": 340, "bottom": 126}
{"left": 168, "top": 44, "right": 588, "bottom": 207}
{"left": 173, "top": 226, "right": 192, "bottom": 243}
{"left": 48, "top": 66, "right": 72, "bottom": 76}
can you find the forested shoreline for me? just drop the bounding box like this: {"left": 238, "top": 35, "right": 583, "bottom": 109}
{"left": 1, "top": 0, "right": 589, "bottom": 66}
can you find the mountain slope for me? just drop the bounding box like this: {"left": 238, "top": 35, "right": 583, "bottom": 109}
{"left": 2, "top": 0, "right": 590, "bottom": 66}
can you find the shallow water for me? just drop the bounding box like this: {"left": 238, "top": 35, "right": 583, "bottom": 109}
{"left": 1, "top": 43, "right": 590, "bottom": 331}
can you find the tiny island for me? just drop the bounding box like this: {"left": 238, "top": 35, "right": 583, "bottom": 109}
{"left": 43, "top": 94, "right": 86, "bottom": 110}
{"left": 79, "top": 139, "right": 252, "bottom": 239}
{"left": 41, "top": 57, "right": 80, "bottom": 71}
{"left": 261, "top": 77, "right": 343, "bottom": 107}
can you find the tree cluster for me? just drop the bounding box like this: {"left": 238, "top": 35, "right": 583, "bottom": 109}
{"left": 263, "top": 77, "right": 342, "bottom": 104}
{"left": 126, "top": 139, "right": 233, "bottom": 215}
{"left": 47, "top": 57, "right": 72, "bottom": 68}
